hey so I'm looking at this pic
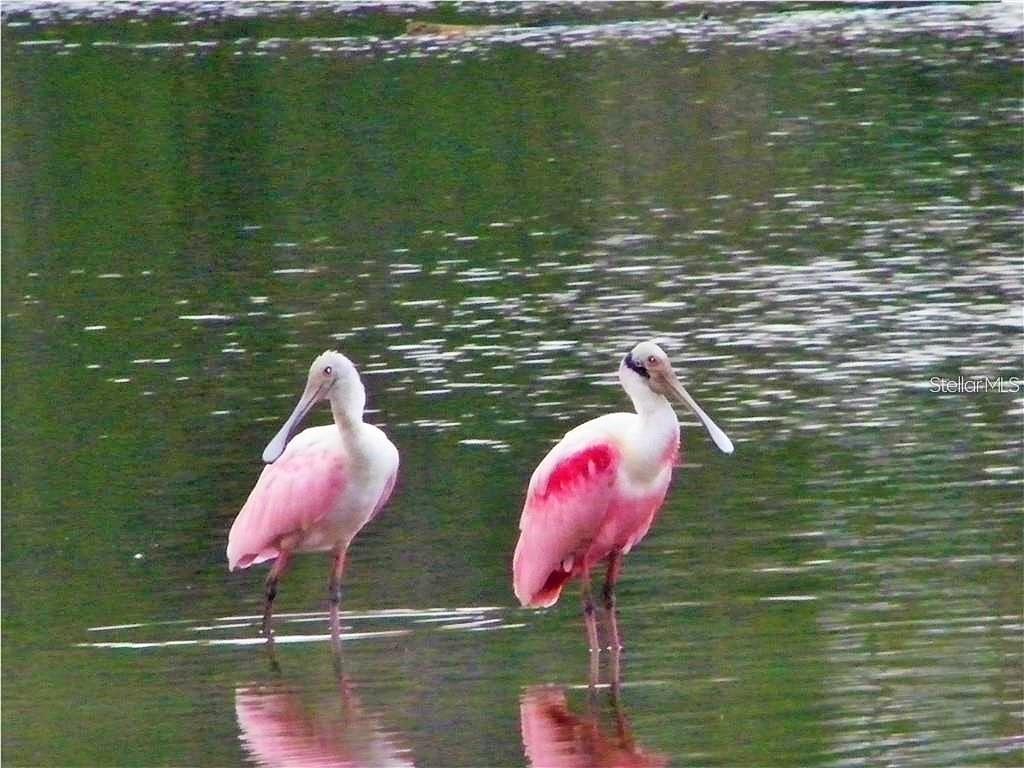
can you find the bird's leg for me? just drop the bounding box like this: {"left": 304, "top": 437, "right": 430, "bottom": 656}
{"left": 328, "top": 548, "right": 347, "bottom": 643}
{"left": 609, "top": 682, "right": 635, "bottom": 750}
{"left": 602, "top": 550, "right": 622, "bottom": 612}
{"left": 331, "top": 640, "right": 345, "bottom": 678}
{"left": 264, "top": 640, "right": 281, "bottom": 673}
{"left": 609, "top": 645, "right": 623, "bottom": 699}
{"left": 580, "top": 573, "right": 601, "bottom": 686}
{"left": 262, "top": 552, "right": 291, "bottom": 640}
{"left": 603, "top": 550, "right": 624, "bottom": 654}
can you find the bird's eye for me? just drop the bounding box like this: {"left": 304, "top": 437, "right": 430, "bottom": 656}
{"left": 324, "top": 366, "right": 333, "bottom": 376}
{"left": 647, "top": 355, "right": 657, "bottom": 365}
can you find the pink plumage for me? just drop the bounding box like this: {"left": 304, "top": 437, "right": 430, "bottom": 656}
{"left": 510, "top": 341, "right": 733, "bottom": 658}
{"left": 512, "top": 438, "right": 674, "bottom": 609}
{"left": 513, "top": 443, "right": 619, "bottom": 608}
{"left": 225, "top": 350, "right": 400, "bottom": 641}
{"left": 227, "top": 447, "right": 347, "bottom": 571}
{"left": 542, "top": 444, "right": 617, "bottom": 499}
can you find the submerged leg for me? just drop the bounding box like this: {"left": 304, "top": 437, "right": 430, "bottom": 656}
{"left": 603, "top": 550, "right": 624, "bottom": 653}
{"left": 262, "top": 552, "right": 291, "bottom": 640}
{"left": 328, "top": 548, "right": 347, "bottom": 643}
{"left": 609, "top": 681, "right": 635, "bottom": 750}
{"left": 609, "top": 640, "right": 623, "bottom": 695}
{"left": 580, "top": 572, "right": 601, "bottom": 686}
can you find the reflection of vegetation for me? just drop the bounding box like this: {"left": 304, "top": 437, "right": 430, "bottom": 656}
{"left": 0, "top": 4, "right": 798, "bottom": 45}
{"left": 403, "top": 20, "right": 512, "bottom": 37}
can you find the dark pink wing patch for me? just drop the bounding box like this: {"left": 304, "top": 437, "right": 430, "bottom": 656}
{"left": 538, "top": 444, "right": 616, "bottom": 500}
{"left": 513, "top": 443, "right": 620, "bottom": 607}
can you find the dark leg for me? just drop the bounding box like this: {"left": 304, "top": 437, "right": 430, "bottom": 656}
{"left": 609, "top": 683, "right": 635, "bottom": 750}
{"left": 328, "top": 548, "right": 347, "bottom": 643}
{"left": 602, "top": 550, "right": 622, "bottom": 612}
{"left": 609, "top": 645, "right": 623, "bottom": 698}
{"left": 603, "top": 550, "right": 624, "bottom": 653}
{"left": 262, "top": 552, "right": 291, "bottom": 640}
{"left": 263, "top": 638, "right": 281, "bottom": 672}
{"left": 580, "top": 571, "right": 601, "bottom": 686}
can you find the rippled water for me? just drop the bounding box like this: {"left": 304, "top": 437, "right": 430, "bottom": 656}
{"left": 3, "top": 2, "right": 1022, "bottom": 766}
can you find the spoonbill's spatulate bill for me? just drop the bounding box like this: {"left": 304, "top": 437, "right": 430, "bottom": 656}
{"left": 512, "top": 341, "right": 733, "bottom": 657}
{"left": 226, "top": 350, "right": 399, "bottom": 642}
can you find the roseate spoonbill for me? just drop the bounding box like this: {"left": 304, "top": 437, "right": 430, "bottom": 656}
{"left": 512, "top": 341, "right": 733, "bottom": 657}
{"left": 227, "top": 350, "right": 399, "bottom": 641}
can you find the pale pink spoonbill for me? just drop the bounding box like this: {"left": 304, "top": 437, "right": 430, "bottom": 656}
{"left": 227, "top": 350, "right": 399, "bottom": 641}
{"left": 512, "top": 341, "right": 733, "bottom": 657}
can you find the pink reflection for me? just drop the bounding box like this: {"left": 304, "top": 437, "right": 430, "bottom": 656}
{"left": 235, "top": 677, "right": 414, "bottom": 768}
{"left": 520, "top": 686, "right": 669, "bottom": 768}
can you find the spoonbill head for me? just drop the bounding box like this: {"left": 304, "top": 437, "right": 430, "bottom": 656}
{"left": 262, "top": 350, "right": 366, "bottom": 464}
{"left": 618, "top": 341, "right": 733, "bottom": 454}
{"left": 227, "top": 349, "right": 399, "bottom": 642}
{"left": 512, "top": 340, "right": 732, "bottom": 666}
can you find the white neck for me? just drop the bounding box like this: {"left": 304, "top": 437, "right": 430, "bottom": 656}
{"left": 329, "top": 381, "right": 366, "bottom": 439}
{"left": 627, "top": 382, "right": 670, "bottom": 418}
{"left": 620, "top": 373, "right": 679, "bottom": 479}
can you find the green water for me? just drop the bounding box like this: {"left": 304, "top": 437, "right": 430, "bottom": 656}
{"left": 3, "top": 3, "right": 1021, "bottom": 766}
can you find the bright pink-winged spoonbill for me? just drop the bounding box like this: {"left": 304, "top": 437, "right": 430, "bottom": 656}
{"left": 227, "top": 350, "right": 399, "bottom": 641}
{"left": 512, "top": 341, "right": 733, "bottom": 659}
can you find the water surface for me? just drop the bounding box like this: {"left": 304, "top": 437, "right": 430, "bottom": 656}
{"left": 3, "top": 2, "right": 1022, "bottom": 766}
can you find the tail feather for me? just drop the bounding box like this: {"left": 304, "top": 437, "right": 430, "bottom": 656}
{"left": 513, "top": 440, "right": 621, "bottom": 608}
{"left": 529, "top": 568, "right": 572, "bottom": 608}
{"left": 513, "top": 530, "right": 576, "bottom": 608}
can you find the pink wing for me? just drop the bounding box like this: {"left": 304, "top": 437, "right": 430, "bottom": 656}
{"left": 227, "top": 448, "right": 346, "bottom": 571}
{"left": 512, "top": 442, "right": 620, "bottom": 608}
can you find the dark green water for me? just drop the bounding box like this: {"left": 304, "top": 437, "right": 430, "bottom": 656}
{"left": 3, "top": 3, "right": 1022, "bottom": 766}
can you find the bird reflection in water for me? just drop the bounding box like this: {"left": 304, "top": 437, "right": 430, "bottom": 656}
{"left": 234, "top": 659, "right": 414, "bottom": 768}
{"left": 520, "top": 685, "right": 668, "bottom": 768}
